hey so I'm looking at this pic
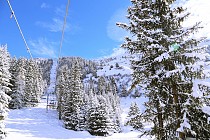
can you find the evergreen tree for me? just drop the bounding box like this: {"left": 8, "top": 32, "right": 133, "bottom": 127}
{"left": 113, "top": 94, "right": 121, "bottom": 133}
{"left": 9, "top": 58, "right": 26, "bottom": 109}
{"left": 56, "top": 65, "right": 68, "bottom": 120}
{"left": 8, "top": 57, "right": 17, "bottom": 97}
{"left": 97, "top": 76, "right": 106, "bottom": 95}
{"left": 118, "top": 0, "right": 210, "bottom": 139}
{"left": 35, "top": 62, "right": 44, "bottom": 101}
{"left": 107, "top": 89, "right": 121, "bottom": 133}
{"left": 62, "top": 62, "right": 84, "bottom": 131}
{"left": 131, "top": 89, "right": 142, "bottom": 98}
{"left": 24, "top": 59, "right": 42, "bottom": 106}
{"left": 110, "top": 76, "right": 118, "bottom": 95}
{"left": 126, "top": 102, "right": 142, "bottom": 131}
{"left": 120, "top": 84, "right": 128, "bottom": 97}
{"left": 0, "top": 45, "right": 11, "bottom": 139}
{"left": 107, "top": 78, "right": 121, "bottom": 133}
{"left": 87, "top": 95, "right": 111, "bottom": 136}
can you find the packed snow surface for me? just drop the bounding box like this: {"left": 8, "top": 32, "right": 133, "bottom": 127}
{"left": 47, "top": 59, "right": 57, "bottom": 94}
{"left": 4, "top": 96, "right": 151, "bottom": 140}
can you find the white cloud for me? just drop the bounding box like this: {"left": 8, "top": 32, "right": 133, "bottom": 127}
{"left": 36, "top": 5, "right": 72, "bottom": 32}
{"left": 29, "top": 38, "right": 58, "bottom": 58}
{"left": 98, "top": 47, "right": 128, "bottom": 59}
{"left": 183, "top": 0, "right": 210, "bottom": 39}
{"left": 107, "top": 8, "right": 132, "bottom": 42}
{"left": 55, "top": 5, "right": 66, "bottom": 16}
{"left": 107, "top": 0, "right": 210, "bottom": 58}
{"left": 36, "top": 18, "right": 71, "bottom": 32}
{"left": 41, "top": 3, "right": 50, "bottom": 9}
{"left": 109, "top": 47, "right": 127, "bottom": 58}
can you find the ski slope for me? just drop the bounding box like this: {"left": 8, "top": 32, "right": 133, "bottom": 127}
{"left": 47, "top": 59, "right": 57, "bottom": 94}
{"left": 4, "top": 96, "right": 151, "bottom": 140}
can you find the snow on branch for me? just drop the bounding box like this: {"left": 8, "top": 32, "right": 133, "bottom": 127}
{"left": 184, "top": 52, "right": 207, "bottom": 60}
{"left": 202, "top": 106, "right": 210, "bottom": 116}
{"left": 192, "top": 79, "right": 210, "bottom": 98}
{"left": 177, "top": 112, "right": 191, "bottom": 133}
{"left": 154, "top": 52, "right": 170, "bottom": 62}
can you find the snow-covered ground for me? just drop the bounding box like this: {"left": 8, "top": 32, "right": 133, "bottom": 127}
{"left": 4, "top": 96, "right": 151, "bottom": 140}
{"left": 47, "top": 59, "right": 57, "bottom": 94}
{"left": 96, "top": 49, "right": 133, "bottom": 77}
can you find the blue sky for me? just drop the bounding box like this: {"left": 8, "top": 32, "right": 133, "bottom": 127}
{"left": 1, "top": 0, "right": 210, "bottom": 59}
{"left": 0, "top": 0, "right": 130, "bottom": 59}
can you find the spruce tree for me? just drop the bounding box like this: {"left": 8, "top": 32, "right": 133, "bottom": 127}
{"left": 118, "top": 0, "right": 210, "bottom": 139}
{"left": 131, "top": 89, "right": 142, "bottom": 98}
{"left": 62, "top": 62, "right": 84, "bottom": 131}
{"left": 56, "top": 65, "right": 68, "bottom": 120}
{"left": 87, "top": 95, "right": 111, "bottom": 136}
{"left": 9, "top": 58, "right": 26, "bottom": 109}
{"left": 15, "top": 58, "right": 27, "bottom": 108}
{"left": 126, "top": 102, "right": 142, "bottom": 131}
{"left": 24, "top": 59, "right": 42, "bottom": 106}
{"left": 106, "top": 78, "right": 121, "bottom": 133}
{"left": 8, "top": 57, "right": 17, "bottom": 97}
{"left": 0, "top": 45, "right": 11, "bottom": 139}
{"left": 108, "top": 89, "right": 121, "bottom": 133}
{"left": 110, "top": 76, "right": 118, "bottom": 95}
{"left": 120, "top": 84, "right": 128, "bottom": 97}
{"left": 97, "top": 76, "right": 106, "bottom": 95}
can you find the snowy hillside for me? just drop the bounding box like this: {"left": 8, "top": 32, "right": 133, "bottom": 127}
{"left": 96, "top": 49, "right": 133, "bottom": 77}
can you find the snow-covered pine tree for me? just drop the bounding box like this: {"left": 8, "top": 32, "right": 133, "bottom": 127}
{"left": 120, "top": 84, "right": 128, "bottom": 97}
{"left": 103, "top": 90, "right": 115, "bottom": 134}
{"left": 59, "top": 65, "right": 72, "bottom": 123}
{"left": 105, "top": 77, "right": 121, "bottom": 133}
{"left": 125, "top": 102, "right": 142, "bottom": 131}
{"left": 79, "top": 87, "right": 90, "bottom": 131}
{"left": 9, "top": 57, "right": 22, "bottom": 109}
{"left": 131, "top": 89, "right": 142, "bottom": 98}
{"left": 118, "top": 0, "right": 210, "bottom": 139}
{"left": 110, "top": 76, "right": 118, "bottom": 95}
{"left": 0, "top": 45, "right": 11, "bottom": 139}
{"left": 97, "top": 76, "right": 106, "bottom": 95}
{"left": 8, "top": 57, "right": 17, "bottom": 96}
{"left": 56, "top": 65, "right": 68, "bottom": 120}
{"left": 37, "top": 59, "right": 53, "bottom": 86}
{"left": 24, "top": 59, "right": 42, "bottom": 107}
{"left": 62, "top": 61, "right": 84, "bottom": 131}
{"left": 34, "top": 62, "right": 44, "bottom": 101}
{"left": 107, "top": 89, "right": 121, "bottom": 133}
{"left": 112, "top": 91, "right": 121, "bottom": 133}
{"left": 9, "top": 58, "right": 27, "bottom": 109}
{"left": 87, "top": 95, "right": 111, "bottom": 136}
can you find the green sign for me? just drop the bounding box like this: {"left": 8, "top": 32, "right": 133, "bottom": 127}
{"left": 171, "top": 43, "right": 180, "bottom": 51}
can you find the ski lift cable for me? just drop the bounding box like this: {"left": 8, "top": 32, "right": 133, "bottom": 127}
{"left": 6, "top": 0, "right": 33, "bottom": 59}
{"left": 58, "top": 0, "right": 70, "bottom": 59}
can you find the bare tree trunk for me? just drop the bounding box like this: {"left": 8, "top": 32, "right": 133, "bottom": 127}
{"left": 156, "top": 100, "right": 164, "bottom": 140}
{"left": 172, "top": 84, "right": 185, "bottom": 139}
